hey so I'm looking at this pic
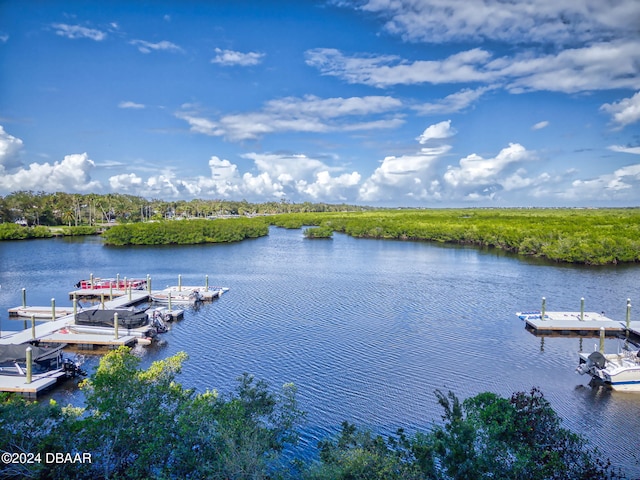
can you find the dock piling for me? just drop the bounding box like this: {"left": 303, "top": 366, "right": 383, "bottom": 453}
{"left": 31, "top": 315, "right": 36, "bottom": 340}
{"left": 580, "top": 297, "right": 584, "bottom": 321}
{"left": 22, "top": 288, "right": 26, "bottom": 308}
{"left": 116, "top": 273, "right": 120, "bottom": 287}
{"left": 51, "top": 298, "right": 56, "bottom": 321}
{"left": 26, "top": 347, "right": 32, "bottom": 384}
{"left": 147, "top": 274, "right": 151, "bottom": 294}
{"left": 599, "top": 327, "right": 605, "bottom": 353}
{"left": 178, "top": 274, "right": 182, "bottom": 292}
{"left": 114, "top": 312, "right": 119, "bottom": 339}
{"left": 168, "top": 291, "right": 172, "bottom": 312}
{"left": 73, "top": 297, "right": 77, "bottom": 317}
{"left": 100, "top": 293, "right": 105, "bottom": 309}
{"left": 541, "top": 297, "right": 546, "bottom": 321}
{"left": 205, "top": 274, "right": 209, "bottom": 290}
{"left": 90, "top": 273, "right": 94, "bottom": 289}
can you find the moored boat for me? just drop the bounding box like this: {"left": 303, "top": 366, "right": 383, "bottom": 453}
{"left": 576, "top": 348, "right": 640, "bottom": 392}
{"left": 0, "top": 343, "right": 85, "bottom": 378}
{"left": 151, "top": 288, "right": 203, "bottom": 305}
{"left": 75, "top": 278, "right": 147, "bottom": 290}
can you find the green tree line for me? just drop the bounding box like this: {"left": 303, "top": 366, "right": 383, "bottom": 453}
{"left": 0, "top": 348, "right": 624, "bottom": 479}
{"left": 0, "top": 191, "right": 365, "bottom": 227}
{"left": 268, "top": 209, "right": 640, "bottom": 265}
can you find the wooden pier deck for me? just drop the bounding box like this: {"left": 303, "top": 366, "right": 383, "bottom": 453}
{"left": 0, "top": 371, "right": 67, "bottom": 399}
{"left": 517, "top": 311, "right": 625, "bottom": 334}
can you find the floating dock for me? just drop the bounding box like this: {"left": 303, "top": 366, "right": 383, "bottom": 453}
{"left": 0, "top": 370, "right": 68, "bottom": 399}
{"left": 517, "top": 311, "right": 625, "bottom": 334}
{"left": 8, "top": 306, "right": 78, "bottom": 319}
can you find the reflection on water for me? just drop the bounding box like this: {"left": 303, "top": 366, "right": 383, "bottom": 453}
{"left": 1, "top": 228, "right": 639, "bottom": 477}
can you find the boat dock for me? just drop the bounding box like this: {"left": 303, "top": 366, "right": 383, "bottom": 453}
{"left": 517, "top": 297, "right": 638, "bottom": 337}
{"left": 518, "top": 311, "right": 625, "bottom": 335}
{"left": 8, "top": 306, "right": 77, "bottom": 319}
{"left": 0, "top": 370, "right": 68, "bottom": 399}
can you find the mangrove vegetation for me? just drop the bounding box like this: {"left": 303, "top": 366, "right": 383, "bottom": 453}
{"left": 0, "top": 348, "right": 625, "bottom": 480}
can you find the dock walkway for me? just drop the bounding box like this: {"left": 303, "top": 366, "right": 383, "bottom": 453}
{"left": 0, "top": 371, "right": 67, "bottom": 399}
{"left": 517, "top": 311, "right": 629, "bottom": 335}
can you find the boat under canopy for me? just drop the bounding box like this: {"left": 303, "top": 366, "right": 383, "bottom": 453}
{"left": 75, "top": 308, "right": 149, "bottom": 328}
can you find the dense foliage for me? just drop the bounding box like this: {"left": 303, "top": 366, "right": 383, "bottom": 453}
{"left": 102, "top": 218, "right": 269, "bottom": 245}
{"left": 0, "top": 347, "right": 303, "bottom": 480}
{"left": 270, "top": 209, "right": 640, "bottom": 265}
{"left": 0, "top": 350, "right": 625, "bottom": 479}
{"left": 0, "top": 190, "right": 364, "bottom": 226}
{"left": 0, "top": 222, "right": 52, "bottom": 240}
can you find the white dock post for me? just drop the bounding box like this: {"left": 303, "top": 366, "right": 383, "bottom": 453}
{"left": 168, "top": 291, "right": 172, "bottom": 312}
{"left": 580, "top": 297, "right": 584, "bottom": 321}
{"left": 147, "top": 274, "right": 151, "bottom": 294}
{"left": 109, "top": 283, "right": 113, "bottom": 300}
{"left": 51, "top": 298, "right": 56, "bottom": 321}
{"left": 116, "top": 273, "right": 120, "bottom": 288}
{"left": 128, "top": 284, "right": 132, "bottom": 301}
{"left": 599, "top": 327, "right": 605, "bottom": 353}
{"left": 31, "top": 315, "right": 36, "bottom": 340}
{"left": 100, "top": 293, "right": 105, "bottom": 309}
{"left": 541, "top": 297, "right": 546, "bottom": 320}
{"left": 178, "top": 274, "right": 182, "bottom": 292}
{"left": 626, "top": 299, "right": 632, "bottom": 330}
{"left": 22, "top": 288, "right": 26, "bottom": 308}
{"left": 26, "top": 347, "right": 32, "bottom": 384}
{"left": 205, "top": 274, "right": 209, "bottom": 290}
{"left": 114, "top": 312, "right": 119, "bottom": 339}
{"left": 90, "top": 273, "right": 94, "bottom": 289}
{"left": 73, "top": 296, "right": 77, "bottom": 317}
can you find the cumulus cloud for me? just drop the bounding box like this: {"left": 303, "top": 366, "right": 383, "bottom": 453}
{"left": 176, "top": 95, "right": 403, "bottom": 141}
{"left": 355, "top": 0, "right": 640, "bottom": 44}
{"left": 0, "top": 126, "right": 24, "bottom": 171}
{"left": 211, "top": 48, "right": 265, "bottom": 66}
{"left": 51, "top": 23, "right": 106, "bottom": 41}
{"left": 560, "top": 163, "right": 640, "bottom": 201}
{"left": 600, "top": 91, "right": 640, "bottom": 128}
{"left": 444, "top": 143, "right": 532, "bottom": 189}
{"left": 130, "top": 39, "right": 183, "bottom": 54}
{"left": 0, "top": 153, "right": 101, "bottom": 193}
{"left": 416, "top": 120, "right": 455, "bottom": 144}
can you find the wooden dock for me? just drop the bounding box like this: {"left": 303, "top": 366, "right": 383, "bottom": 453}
{"left": 517, "top": 311, "right": 626, "bottom": 335}
{"left": 0, "top": 371, "right": 67, "bottom": 399}
{"left": 39, "top": 332, "right": 137, "bottom": 347}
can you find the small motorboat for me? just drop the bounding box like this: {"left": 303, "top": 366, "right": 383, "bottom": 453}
{"left": 576, "top": 348, "right": 640, "bottom": 392}
{"left": 0, "top": 343, "right": 85, "bottom": 378}
{"left": 151, "top": 288, "right": 203, "bottom": 305}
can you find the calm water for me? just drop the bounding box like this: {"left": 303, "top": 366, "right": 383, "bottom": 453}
{"left": 1, "top": 227, "right": 639, "bottom": 477}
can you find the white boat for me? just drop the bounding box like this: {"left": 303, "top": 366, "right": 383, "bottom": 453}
{"left": 576, "top": 348, "right": 640, "bottom": 392}
{"left": 151, "top": 288, "right": 203, "bottom": 305}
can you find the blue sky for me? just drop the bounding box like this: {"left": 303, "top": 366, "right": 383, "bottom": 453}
{"left": 1, "top": 0, "right": 639, "bottom": 207}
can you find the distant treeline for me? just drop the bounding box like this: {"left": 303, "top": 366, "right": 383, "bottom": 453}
{"left": 0, "top": 190, "right": 366, "bottom": 227}
{"left": 268, "top": 209, "right": 640, "bottom": 265}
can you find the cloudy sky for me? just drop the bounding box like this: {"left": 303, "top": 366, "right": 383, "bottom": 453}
{"left": 1, "top": 1, "right": 639, "bottom": 206}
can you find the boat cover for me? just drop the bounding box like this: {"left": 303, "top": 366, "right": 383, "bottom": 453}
{"left": 75, "top": 308, "right": 149, "bottom": 328}
{"left": 0, "top": 344, "right": 63, "bottom": 364}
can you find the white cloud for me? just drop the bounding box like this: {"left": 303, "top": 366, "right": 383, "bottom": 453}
{"left": 211, "top": 48, "right": 265, "bottom": 66}
{"left": 130, "top": 39, "right": 183, "bottom": 54}
{"left": 118, "top": 101, "right": 145, "bottom": 109}
{"left": 444, "top": 143, "right": 532, "bottom": 188}
{"left": 416, "top": 120, "right": 455, "bottom": 144}
{"left": 176, "top": 95, "right": 403, "bottom": 141}
{"left": 600, "top": 91, "right": 640, "bottom": 128}
{"left": 0, "top": 153, "right": 101, "bottom": 193}
{"left": 532, "top": 121, "right": 549, "bottom": 130}
{"left": 0, "top": 126, "right": 24, "bottom": 171}
{"left": 561, "top": 163, "right": 640, "bottom": 201}
{"left": 414, "top": 87, "right": 493, "bottom": 115}
{"left": 306, "top": 41, "right": 640, "bottom": 93}
{"left": 52, "top": 23, "right": 106, "bottom": 41}
{"left": 356, "top": 0, "right": 640, "bottom": 44}
{"left": 109, "top": 173, "right": 143, "bottom": 190}
{"left": 608, "top": 145, "right": 640, "bottom": 155}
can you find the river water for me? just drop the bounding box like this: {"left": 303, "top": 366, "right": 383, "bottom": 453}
{"left": 1, "top": 227, "right": 639, "bottom": 477}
